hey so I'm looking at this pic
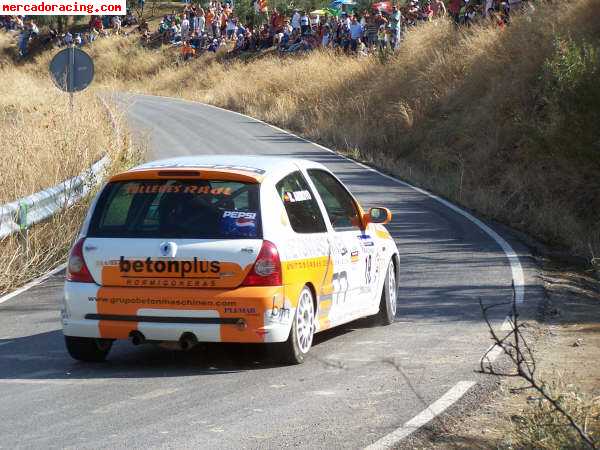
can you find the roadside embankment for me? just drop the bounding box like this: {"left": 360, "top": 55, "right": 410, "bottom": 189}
{"left": 0, "top": 33, "right": 141, "bottom": 295}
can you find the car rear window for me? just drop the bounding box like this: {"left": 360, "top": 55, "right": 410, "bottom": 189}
{"left": 88, "top": 179, "right": 262, "bottom": 239}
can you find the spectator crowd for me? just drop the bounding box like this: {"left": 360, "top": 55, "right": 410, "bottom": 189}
{"left": 144, "top": 0, "right": 514, "bottom": 58}
{"left": 1, "top": 0, "right": 516, "bottom": 59}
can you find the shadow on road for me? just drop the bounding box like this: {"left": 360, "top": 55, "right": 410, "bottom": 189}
{"left": 0, "top": 319, "right": 372, "bottom": 381}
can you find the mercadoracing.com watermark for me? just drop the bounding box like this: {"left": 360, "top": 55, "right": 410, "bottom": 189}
{"left": 1, "top": 0, "right": 124, "bottom": 14}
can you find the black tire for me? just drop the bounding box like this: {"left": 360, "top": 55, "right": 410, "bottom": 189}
{"left": 374, "top": 259, "right": 398, "bottom": 326}
{"left": 64, "top": 335, "right": 112, "bottom": 362}
{"left": 275, "top": 286, "right": 315, "bottom": 365}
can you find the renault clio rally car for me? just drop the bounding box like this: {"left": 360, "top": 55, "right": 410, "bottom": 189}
{"left": 62, "top": 155, "right": 400, "bottom": 364}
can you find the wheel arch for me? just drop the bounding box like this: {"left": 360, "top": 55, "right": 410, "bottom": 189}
{"left": 304, "top": 282, "right": 318, "bottom": 317}
{"left": 391, "top": 252, "right": 400, "bottom": 288}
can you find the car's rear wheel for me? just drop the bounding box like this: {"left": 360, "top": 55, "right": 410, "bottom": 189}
{"left": 374, "top": 259, "right": 398, "bottom": 325}
{"left": 277, "top": 286, "right": 315, "bottom": 365}
{"left": 64, "top": 336, "right": 112, "bottom": 362}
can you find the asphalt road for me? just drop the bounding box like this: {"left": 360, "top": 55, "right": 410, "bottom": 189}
{"left": 0, "top": 94, "right": 542, "bottom": 449}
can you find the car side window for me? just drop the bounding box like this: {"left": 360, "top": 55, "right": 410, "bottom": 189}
{"left": 307, "top": 169, "right": 362, "bottom": 232}
{"left": 276, "top": 171, "right": 327, "bottom": 234}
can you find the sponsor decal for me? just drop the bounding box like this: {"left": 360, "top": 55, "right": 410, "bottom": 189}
{"left": 119, "top": 257, "right": 221, "bottom": 278}
{"left": 351, "top": 250, "right": 360, "bottom": 263}
{"left": 88, "top": 296, "right": 238, "bottom": 307}
{"left": 224, "top": 307, "right": 258, "bottom": 315}
{"left": 222, "top": 211, "right": 256, "bottom": 219}
{"left": 358, "top": 234, "right": 375, "bottom": 246}
{"left": 285, "top": 259, "right": 328, "bottom": 270}
{"left": 283, "top": 190, "right": 312, "bottom": 202}
{"left": 126, "top": 183, "right": 233, "bottom": 196}
{"left": 125, "top": 278, "right": 217, "bottom": 288}
{"left": 220, "top": 210, "right": 258, "bottom": 237}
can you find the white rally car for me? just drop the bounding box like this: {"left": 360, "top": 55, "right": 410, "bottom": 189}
{"left": 62, "top": 155, "right": 400, "bottom": 364}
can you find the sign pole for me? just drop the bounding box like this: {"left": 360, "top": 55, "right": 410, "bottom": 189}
{"left": 69, "top": 44, "right": 75, "bottom": 111}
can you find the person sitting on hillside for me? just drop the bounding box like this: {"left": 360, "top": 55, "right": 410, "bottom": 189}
{"left": 169, "top": 22, "right": 182, "bottom": 44}
{"left": 42, "top": 27, "right": 59, "bottom": 46}
{"left": 190, "top": 31, "right": 204, "bottom": 51}
{"left": 63, "top": 31, "right": 73, "bottom": 46}
{"left": 158, "top": 19, "right": 168, "bottom": 34}
{"left": 89, "top": 16, "right": 103, "bottom": 32}
{"left": 299, "top": 11, "right": 310, "bottom": 35}
{"left": 258, "top": 23, "right": 272, "bottom": 48}
{"left": 123, "top": 10, "right": 137, "bottom": 26}
{"left": 14, "top": 16, "right": 24, "bottom": 30}
{"left": 181, "top": 40, "right": 195, "bottom": 60}
{"left": 181, "top": 13, "right": 190, "bottom": 41}
{"left": 88, "top": 27, "right": 99, "bottom": 43}
{"left": 270, "top": 7, "right": 284, "bottom": 36}
{"left": 18, "top": 25, "right": 31, "bottom": 57}
{"left": 112, "top": 15, "right": 122, "bottom": 35}
{"left": 421, "top": 1, "right": 434, "bottom": 20}
{"left": 291, "top": 9, "right": 301, "bottom": 32}
{"left": 138, "top": 19, "right": 149, "bottom": 34}
{"left": 208, "top": 37, "right": 220, "bottom": 52}
{"left": 431, "top": 0, "right": 447, "bottom": 17}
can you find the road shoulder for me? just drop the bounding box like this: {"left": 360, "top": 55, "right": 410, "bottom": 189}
{"left": 403, "top": 253, "right": 600, "bottom": 449}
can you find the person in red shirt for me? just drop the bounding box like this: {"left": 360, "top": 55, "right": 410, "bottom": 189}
{"left": 270, "top": 8, "right": 284, "bottom": 35}
{"left": 205, "top": 8, "right": 215, "bottom": 37}
{"left": 448, "top": 0, "right": 462, "bottom": 22}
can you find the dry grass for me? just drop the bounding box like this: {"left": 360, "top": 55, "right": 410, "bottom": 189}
{"left": 507, "top": 374, "right": 600, "bottom": 449}
{"left": 0, "top": 33, "right": 120, "bottom": 203}
{"left": 0, "top": 33, "right": 142, "bottom": 294}
{"left": 52, "top": 0, "right": 598, "bottom": 258}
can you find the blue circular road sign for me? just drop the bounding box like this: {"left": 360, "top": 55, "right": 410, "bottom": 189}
{"left": 49, "top": 47, "right": 94, "bottom": 93}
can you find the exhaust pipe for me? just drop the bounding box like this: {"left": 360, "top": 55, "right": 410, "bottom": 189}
{"left": 129, "top": 330, "right": 146, "bottom": 346}
{"left": 179, "top": 332, "right": 198, "bottom": 351}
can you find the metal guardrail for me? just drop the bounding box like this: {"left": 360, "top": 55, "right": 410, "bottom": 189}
{"left": 0, "top": 155, "right": 110, "bottom": 239}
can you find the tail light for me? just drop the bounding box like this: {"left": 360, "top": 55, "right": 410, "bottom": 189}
{"left": 241, "top": 240, "right": 282, "bottom": 286}
{"left": 66, "top": 238, "right": 94, "bottom": 283}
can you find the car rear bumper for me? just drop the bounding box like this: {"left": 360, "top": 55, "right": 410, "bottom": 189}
{"left": 62, "top": 282, "right": 294, "bottom": 343}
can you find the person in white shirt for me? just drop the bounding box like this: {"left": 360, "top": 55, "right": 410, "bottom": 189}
{"left": 112, "top": 16, "right": 121, "bottom": 34}
{"left": 63, "top": 31, "right": 73, "bottom": 46}
{"left": 291, "top": 10, "right": 301, "bottom": 31}
{"left": 197, "top": 10, "right": 206, "bottom": 34}
{"left": 348, "top": 15, "right": 363, "bottom": 52}
{"left": 181, "top": 14, "right": 190, "bottom": 40}
{"left": 226, "top": 16, "right": 236, "bottom": 39}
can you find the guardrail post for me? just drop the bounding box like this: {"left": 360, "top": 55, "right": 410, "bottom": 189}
{"left": 17, "top": 201, "right": 29, "bottom": 263}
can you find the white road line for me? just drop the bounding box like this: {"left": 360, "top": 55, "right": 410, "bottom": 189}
{"left": 0, "top": 263, "right": 66, "bottom": 306}
{"left": 501, "top": 315, "right": 515, "bottom": 331}
{"left": 130, "top": 93, "right": 528, "bottom": 445}
{"left": 364, "top": 381, "right": 477, "bottom": 449}
{"left": 481, "top": 344, "right": 505, "bottom": 365}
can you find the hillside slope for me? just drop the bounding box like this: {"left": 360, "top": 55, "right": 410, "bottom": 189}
{"left": 24, "top": 0, "right": 599, "bottom": 258}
